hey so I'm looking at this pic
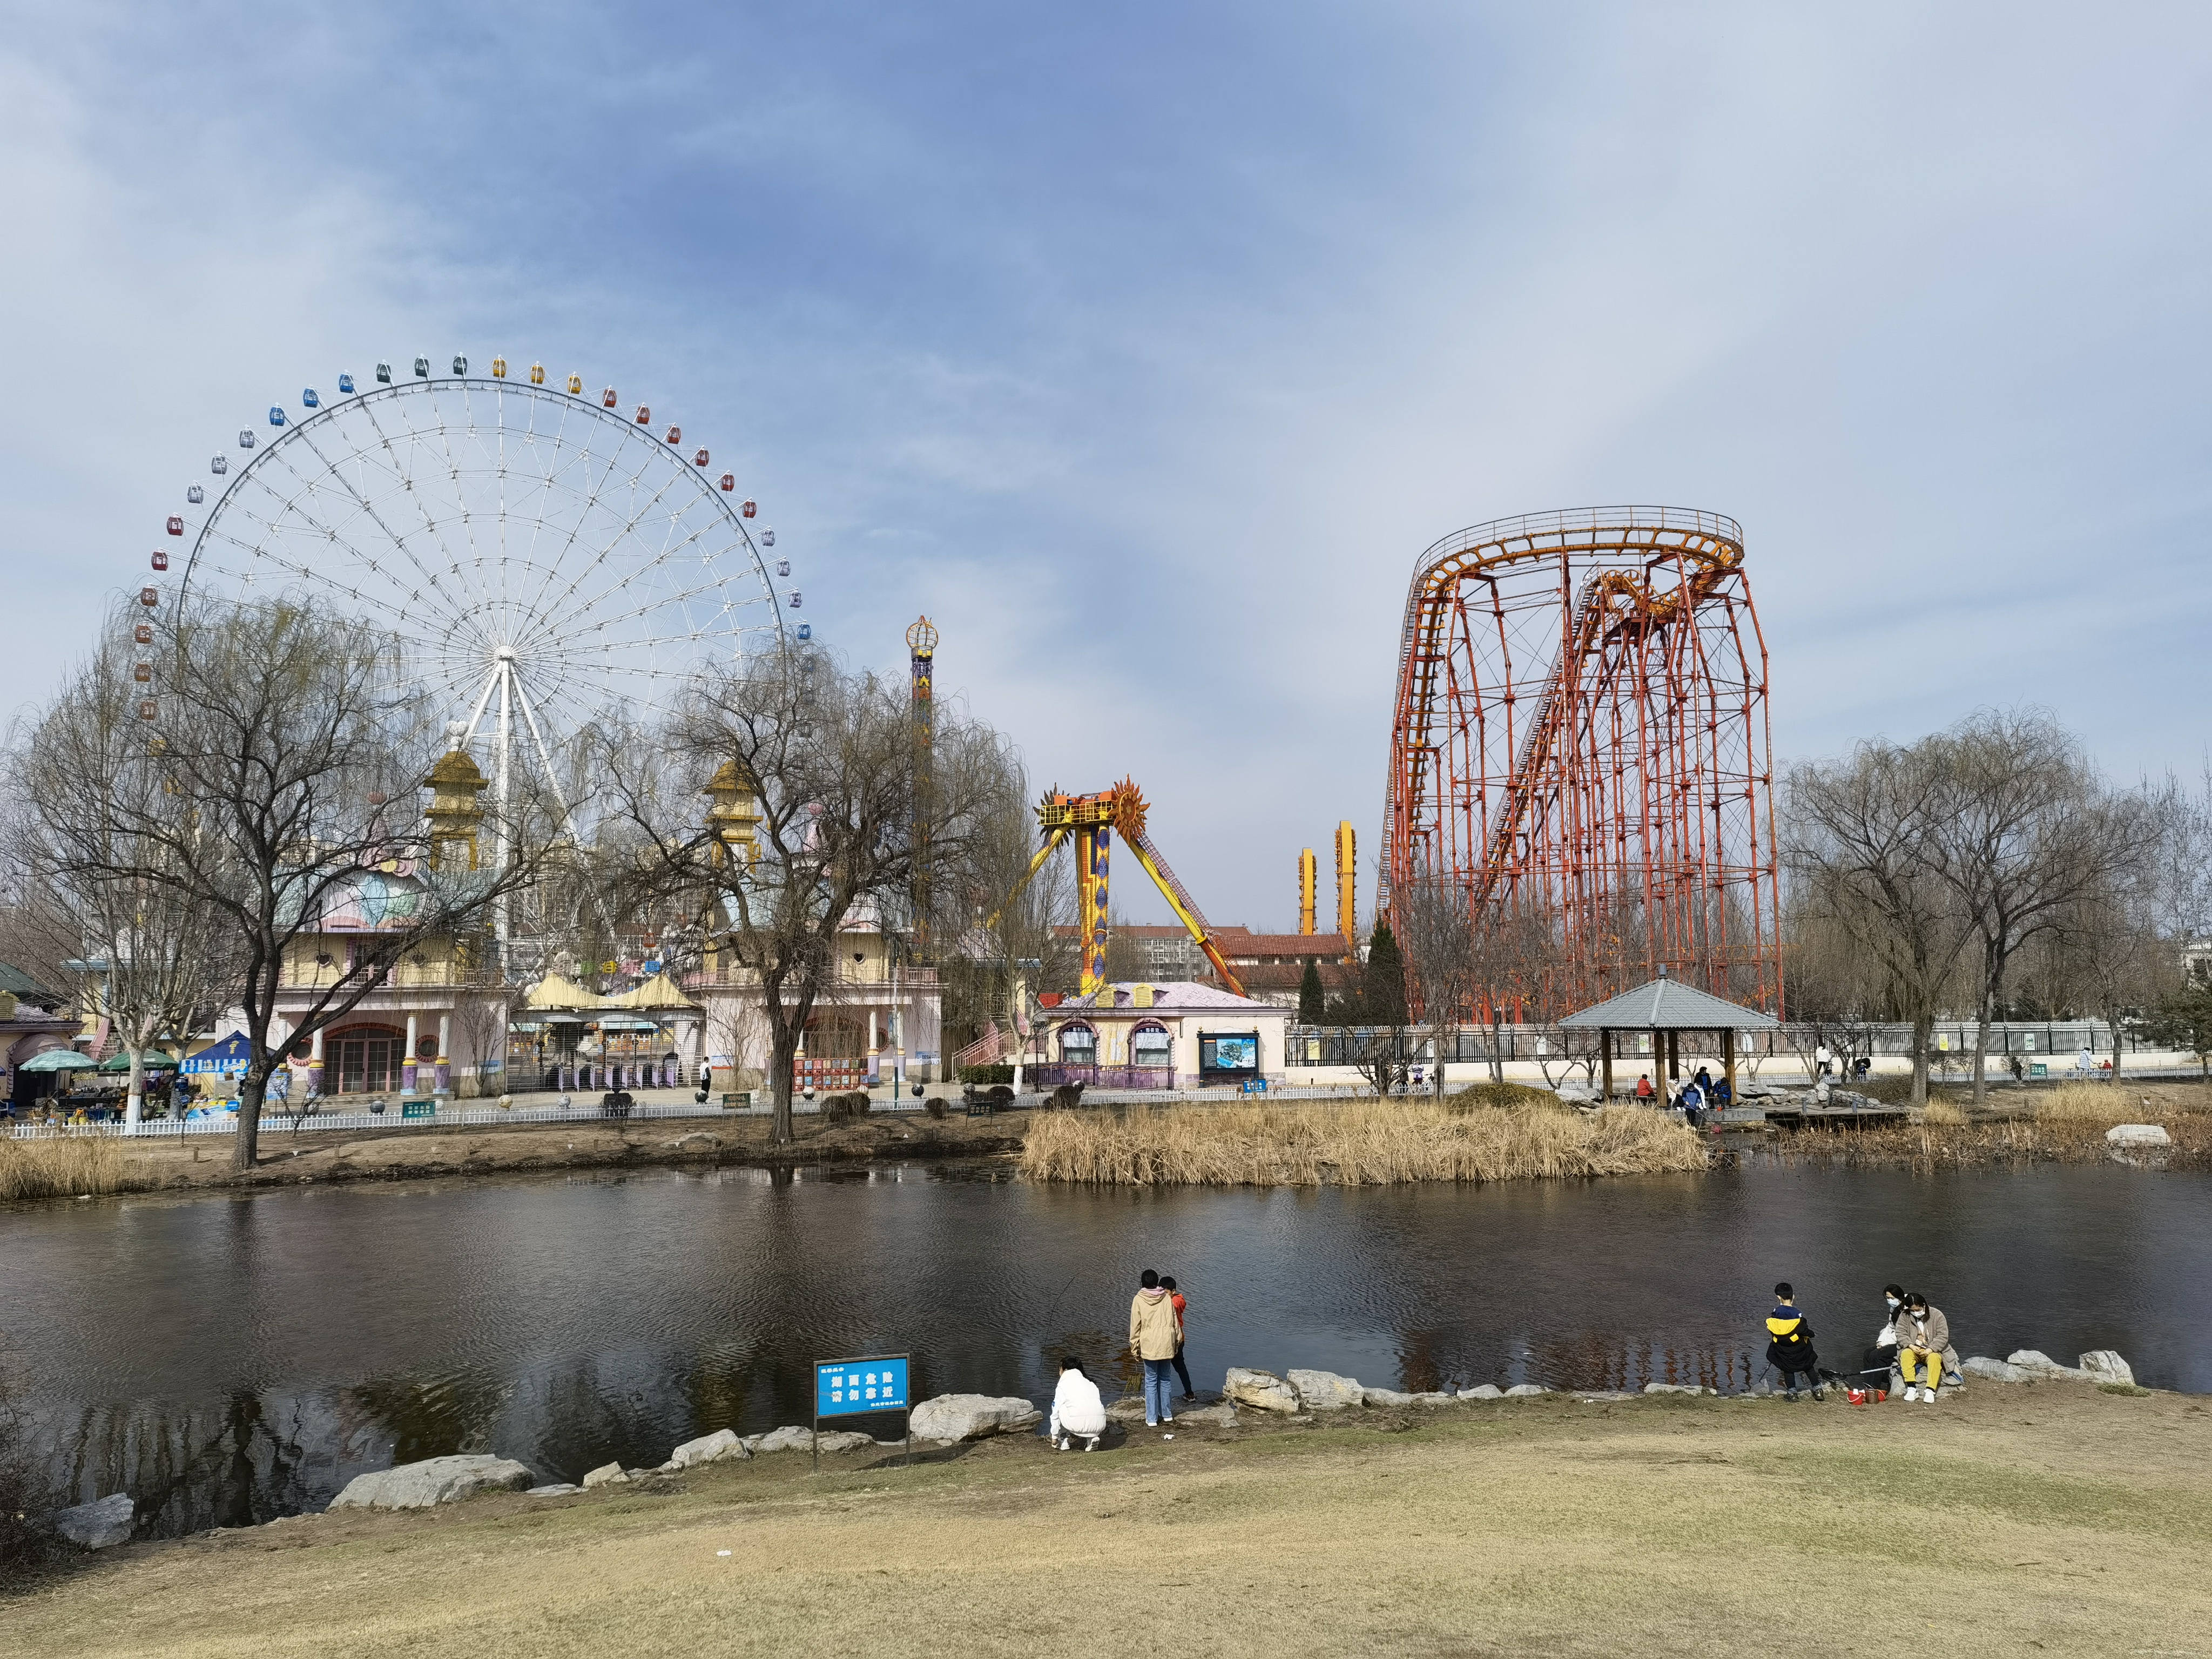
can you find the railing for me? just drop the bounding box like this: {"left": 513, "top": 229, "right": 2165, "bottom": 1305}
{"left": 3, "top": 1096, "right": 931, "bottom": 1139}
{"left": 1025, "top": 1063, "right": 1174, "bottom": 1090}
{"left": 1281, "top": 1021, "right": 2159, "bottom": 1067}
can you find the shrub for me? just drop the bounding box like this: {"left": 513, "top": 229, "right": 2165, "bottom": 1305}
{"left": 923, "top": 1096, "right": 949, "bottom": 1120}
{"left": 959, "top": 1064, "right": 1015, "bottom": 1085}
{"left": 0, "top": 1136, "right": 144, "bottom": 1201}
{"left": 821, "top": 1091, "right": 873, "bottom": 1123}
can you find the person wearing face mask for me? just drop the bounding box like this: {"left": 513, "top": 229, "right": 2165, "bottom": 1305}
{"left": 1893, "top": 1293, "right": 1953, "bottom": 1402}
{"left": 1867, "top": 1283, "right": 1908, "bottom": 1383}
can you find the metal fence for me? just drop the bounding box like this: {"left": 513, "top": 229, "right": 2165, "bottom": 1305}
{"left": 1282, "top": 1021, "right": 2150, "bottom": 1067}
{"left": 2, "top": 1096, "right": 932, "bottom": 1141}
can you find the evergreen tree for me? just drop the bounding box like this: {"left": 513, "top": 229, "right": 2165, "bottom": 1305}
{"left": 1297, "top": 959, "right": 1325, "bottom": 1024}
{"left": 2133, "top": 980, "right": 2212, "bottom": 1080}
{"left": 1363, "top": 922, "right": 1408, "bottom": 1026}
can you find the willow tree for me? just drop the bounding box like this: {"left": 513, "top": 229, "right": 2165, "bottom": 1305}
{"left": 600, "top": 644, "right": 1023, "bottom": 1144}
{"left": 19, "top": 596, "right": 545, "bottom": 1166}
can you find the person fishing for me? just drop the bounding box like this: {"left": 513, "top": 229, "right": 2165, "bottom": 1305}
{"left": 1894, "top": 1292, "right": 1951, "bottom": 1402}
{"left": 1049, "top": 1357, "right": 1107, "bottom": 1452}
{"left": 1765, "top": 1282, "right": 1823, "bottom": 1400}
{"left": 1865, "top": 1283, "right": 1907, "bottom": 1384}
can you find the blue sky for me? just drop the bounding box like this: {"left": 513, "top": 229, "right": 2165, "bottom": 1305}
{"left": 4, "top": 3, "right": 2208, "bottom": 929}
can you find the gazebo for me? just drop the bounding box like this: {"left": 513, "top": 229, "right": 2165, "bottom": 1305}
{"left": 1558, "top": 972, "right": 1781, "bottom": 1101}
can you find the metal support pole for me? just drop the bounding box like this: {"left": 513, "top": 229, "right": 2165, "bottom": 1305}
{"left": 1601, "top": 1028, "right": 1613, "bottom": 1101}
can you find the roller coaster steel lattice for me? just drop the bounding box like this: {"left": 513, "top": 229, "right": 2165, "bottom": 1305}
{"left": 1380, "top": 508, "right": 1782, "bottom": 1020}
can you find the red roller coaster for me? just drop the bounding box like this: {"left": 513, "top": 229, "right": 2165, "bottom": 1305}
{"left": 1379, "top": 508, "right": 1782, "bottom": 1021}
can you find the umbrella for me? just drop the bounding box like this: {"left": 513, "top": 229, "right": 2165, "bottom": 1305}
{"left": 19, "top": 1048, "right": 96, "bottom": 1073}
{"left": 96, "top": 1051, "right": 177, "bottom": 1073}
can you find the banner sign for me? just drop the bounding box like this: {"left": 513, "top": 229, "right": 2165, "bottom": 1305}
{"left": 816, "top": 1356, "right": 909, "bottom": 1417}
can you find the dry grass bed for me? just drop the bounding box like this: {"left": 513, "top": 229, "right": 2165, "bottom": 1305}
{"left": 1021, "top": 1096, "right": 1708, "bottom": 1185}
{"left": 0, "top": 1136, "right": 158, "bottom": 1201}
{"left": 9, "top": 1385, "right": 2207, "bottom": 1658}
{"left": 1775, "top": 1080, "right": 2212, "bottom": 1170}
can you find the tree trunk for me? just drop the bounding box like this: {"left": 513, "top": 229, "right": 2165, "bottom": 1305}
{"left": 233, "top": 1073, "right": 264, "bottom": 1169}
{"left": 1489, "top": 1011, "right": 1504, "bottom": 1085}
{"left": 768, "top": 1022, "right": 797, "bottom": 1144}
{"left": 125, "top": 1048, "right": 145, "bottom": 1130}
{"left": 2105, "top": 1004, "right": 2125, "bottom": 1081}
{"left": 1911, "top": 1013, "right": 1932, "bottom": 1106}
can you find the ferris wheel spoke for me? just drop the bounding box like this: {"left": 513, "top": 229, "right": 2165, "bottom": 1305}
{"left": 504, "top": 420, "right": 669, "bottom": 635}
{"left": 272, "top": 420, "right": 501, "bottom": 637}
{"left": 507, "top": 512, "right": 743, "bottom": 655}
{"left": 349, "top": 394, "right": 508, "bottom": 623}
{"left": 519, "top": 567, "right": 775, "bottom": 658}
{"left": 504, "top": 464, "right": 706, "bottom": 650}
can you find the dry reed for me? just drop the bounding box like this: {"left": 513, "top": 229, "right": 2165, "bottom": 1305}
{"left": 1019, "top": 1099, "right": 1708, "bottom": 1186}
{"left": 1920, "top": 1099, "right": 1967, "bottom": 1126}
{"left": 0, "top": 1135, "right": 144, "bottom": 1201}
{"left": 2035, "top": 1083, "right": 2155, "bottom": 1125}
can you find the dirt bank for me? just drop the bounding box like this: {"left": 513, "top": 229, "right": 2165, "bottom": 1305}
{"left": 1, "top": 1109, "right": 1030, "bottom": 1197}
{"left": 8, "top": 1380, "right": 2204, "bottom": 1656}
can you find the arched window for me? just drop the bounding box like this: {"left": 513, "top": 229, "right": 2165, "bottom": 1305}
{"left": 1058, "top": 1023, "right": 1097, "bottom": 1065}
{"left": 1131, "top": 1022, "right": 1171, "bottom": 1068}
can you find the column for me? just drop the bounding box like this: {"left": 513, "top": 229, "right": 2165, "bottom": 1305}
{"left": 866, "top": 1007, "right": 880, "bottom": 1087}
{"left": 434, "top": 1014, "right": 451, "bottom": 1094}
{"left": 1601, "top": 1029, "right": 1613, "bottom": 1101}
{"left": 402, "top": 1013, "right": 420, "bottom": 1093}
{"left": 1722, "top": 1029, "right": 1737, "bottom": 1102}
{"left": 307, "top": 1027, "right": 325, "bottom": 1098}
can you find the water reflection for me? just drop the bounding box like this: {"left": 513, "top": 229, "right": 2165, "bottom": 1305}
{"left": 8, "top": 1162, "right": 2209, "bottom": 1534}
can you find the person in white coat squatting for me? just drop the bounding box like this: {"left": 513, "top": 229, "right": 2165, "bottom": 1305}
{"left": 1050, "top": 1358, "right": 1108, "bottom": 1452}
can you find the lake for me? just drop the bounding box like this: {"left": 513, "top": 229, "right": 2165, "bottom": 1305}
{"left": 6, "top": 1161, "right": 2207, "bottom": 1534}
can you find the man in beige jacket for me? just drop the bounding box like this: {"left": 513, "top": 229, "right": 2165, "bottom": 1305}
{"left": 1130, "top": 1269, "right": 1185, "bottom": 1428}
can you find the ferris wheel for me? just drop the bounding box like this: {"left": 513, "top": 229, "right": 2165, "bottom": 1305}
{"left": 145, "top": 354, "right": 803, "bottom": 858}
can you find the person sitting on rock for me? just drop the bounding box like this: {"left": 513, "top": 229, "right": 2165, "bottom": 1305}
{"left": 1867, "top": 1283, "right": 1906, "bottom": 1384}
{"left": 1050, "top": 1358, "right": 1107, "bottom": 1452}
{"left": 1894, "top": 1293, "right": 1951, "bottom": 1402}
{"left": 1766, "top": 1282, "right": 1824, "bottom": 1401}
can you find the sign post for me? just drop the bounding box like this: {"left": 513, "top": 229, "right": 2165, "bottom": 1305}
{"left": 812, "top": 1354, "right": 912, "bottom": 1474}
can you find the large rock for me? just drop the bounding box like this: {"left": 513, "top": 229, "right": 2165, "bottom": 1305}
{"left": 1173, "top": 1403, "right": 1238, "bottom": 1427}
{"left": 582, "top": 1462, "right": 628, "bottom": 1489}
{"left": 328, "top": 1454, "right": 534, "bottom": 1511}
{"left": 1287, "top": 1370, "right": 1364, "bottom": 1411}
{"left": 1223, "top": 1367, "right": 1301, "bottom": 1413}
{"left": 2078, "top": 1351, "right": 2136, "bottom": 1387}
{"left": 2105, "top": 1123, "right": 2171, "bottom": 1146}
{"left": 1643, "top": 1382, "right": 1709, "bottom": 1395}
{"left": 669, "top": 1428, "right": 750, "bottom": 1468}
{"left": 1360, "top": 1387, "right": 1418, "bottom": 1408}
{"left": 55, "top": 1492, "right": 134, "bottom": 1549}
{"left": 908, "top": 1394, "right": 1042, "bottom": 1443}
{"left": 1962, "top": 1355, "right": 2030, "bottom": 1383}
{"left": 2008, "top": 1350, "right": 2096, "bottom": 1382}
{"left": 1503, "top": 1384, "right": 1549, "bottom": 1398}
{"left": 1411, "top": 1391, "right": 1460, "bottom": 1406}
{"left": 1105, "top": 1395, "right": 1151, "bottom": 1423}
{"left": 525, "top": 1484, "right": 581, "bottom": 1497}
{"left": 1462, "top": 1384, "right": 1505, "bottom": 1400}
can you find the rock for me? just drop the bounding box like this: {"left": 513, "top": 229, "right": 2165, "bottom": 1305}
{"left": 1962, "top": 1356, "right": 2029, "bottom": 1383}
{"left": 750, "top": 1426, "right": 817, "bottom": 1454}
{"left": 669, "top": 1428, "right": 750, "bottom": 1468}
{"left": 1223, "top": 1368, "right": 1301, "bottom": 1413}
{"left": 1574, "top": 1391, "right": 1641, "bottom": 1403}
{"left": 581, "top": 1462, "right": 628, "bottom": 1488}
{"left": 657, "top": 1460, "right": 683, "bottom": 1473}
{"left": 54, "top": 1492, "right": 134, "bottom": 1549}
{"left": 525, "top": 1484, "right": 581, "bottom": 1496}
{"left": 908, "top": 1394, "right": 1042, "bottom": 1443}
{"left": 1503, "top": 1384, "right": 1549, "bottom": 1398}
{"left": 2078, "top": 1351, "right": 2136, "bottom": 1387}
{"left": 1462, "top": 1384, "right": 1505, "bottom": 1400}
{"left": 1172, "top": 1403, "right": 1238, "bottom": 1427}
{"left": 2008, "top": 1350, "right": 2096, "bottom": 1382}
{"left": 1286, "top": 1369, "right": 1364, "bottom": 1411}
{"left": 1412, "top": 1391, "right": 1460, "bottom": 1406}
{"left": 1105, "top": 1396, "right": 1150, "bottom": 1422}
{"left": 1360, "top": 1387, "right": 1418, "bottom": 1408}
{"left": 1642, "top": 1382, "right": 1707, "bottom": 1395}
{"left": 328, "top": 1454, "right": 535, "bottom": 1511}
{"left": 2105, "top": 1123, "right": 2171, "bottom": 1146}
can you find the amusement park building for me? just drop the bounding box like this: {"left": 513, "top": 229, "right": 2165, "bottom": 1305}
{"left": 1030, "top": 982, "right": 1290, "bottom": 1089}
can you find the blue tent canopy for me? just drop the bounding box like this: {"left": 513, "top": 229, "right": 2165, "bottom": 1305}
{"left": 181, "top": 1033, "right": 252, "bottom": 1074}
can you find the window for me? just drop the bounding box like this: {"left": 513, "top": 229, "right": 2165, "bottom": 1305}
{"left": 1131, "top": 1023, "right": 1171, "bottom": 1068}
{"left": 1059, "top": 1024, "right": 1096, "bottom": 1065}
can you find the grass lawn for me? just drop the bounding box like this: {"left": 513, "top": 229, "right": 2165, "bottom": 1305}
{"left": 7, "top": 1382, "right": 2207, "bottom": 1657}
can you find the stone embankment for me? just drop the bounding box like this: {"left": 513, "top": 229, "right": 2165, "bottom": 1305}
{"left": 39, "top": 1348, "right": 2148, "bottom": 1553}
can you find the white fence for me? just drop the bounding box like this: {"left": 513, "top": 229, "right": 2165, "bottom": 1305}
{"left": 2, "top": 1097, "right": 934, "bottom": 1141}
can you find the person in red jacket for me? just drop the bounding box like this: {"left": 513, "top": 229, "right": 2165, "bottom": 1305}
{"left": 1162, "top": 1276, "right": 1195, "bottom": 1401}
{"left": 1634, "top": 1073, "right": 1654, "bottom": 1101}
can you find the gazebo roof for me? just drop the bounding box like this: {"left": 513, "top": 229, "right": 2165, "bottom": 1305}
{"left": 1557, "top": 976, "right": 1779, "bottom": 1031}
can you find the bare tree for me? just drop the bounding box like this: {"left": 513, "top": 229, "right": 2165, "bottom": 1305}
{"left": 1923, "top": 711, "right": 2158, "bottom": 1105}
{"left": 19, "top": 596, "right": 545, "bottom": 1168}
{"left": 601, "top": 646, "right": 1020, "bottom": 1144}
{"left": 1785, "top": 740, "right": 1974, "bottom": 1105}
{"left": 1395, "top": 869, "right": 1481, "bottom": 1095}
